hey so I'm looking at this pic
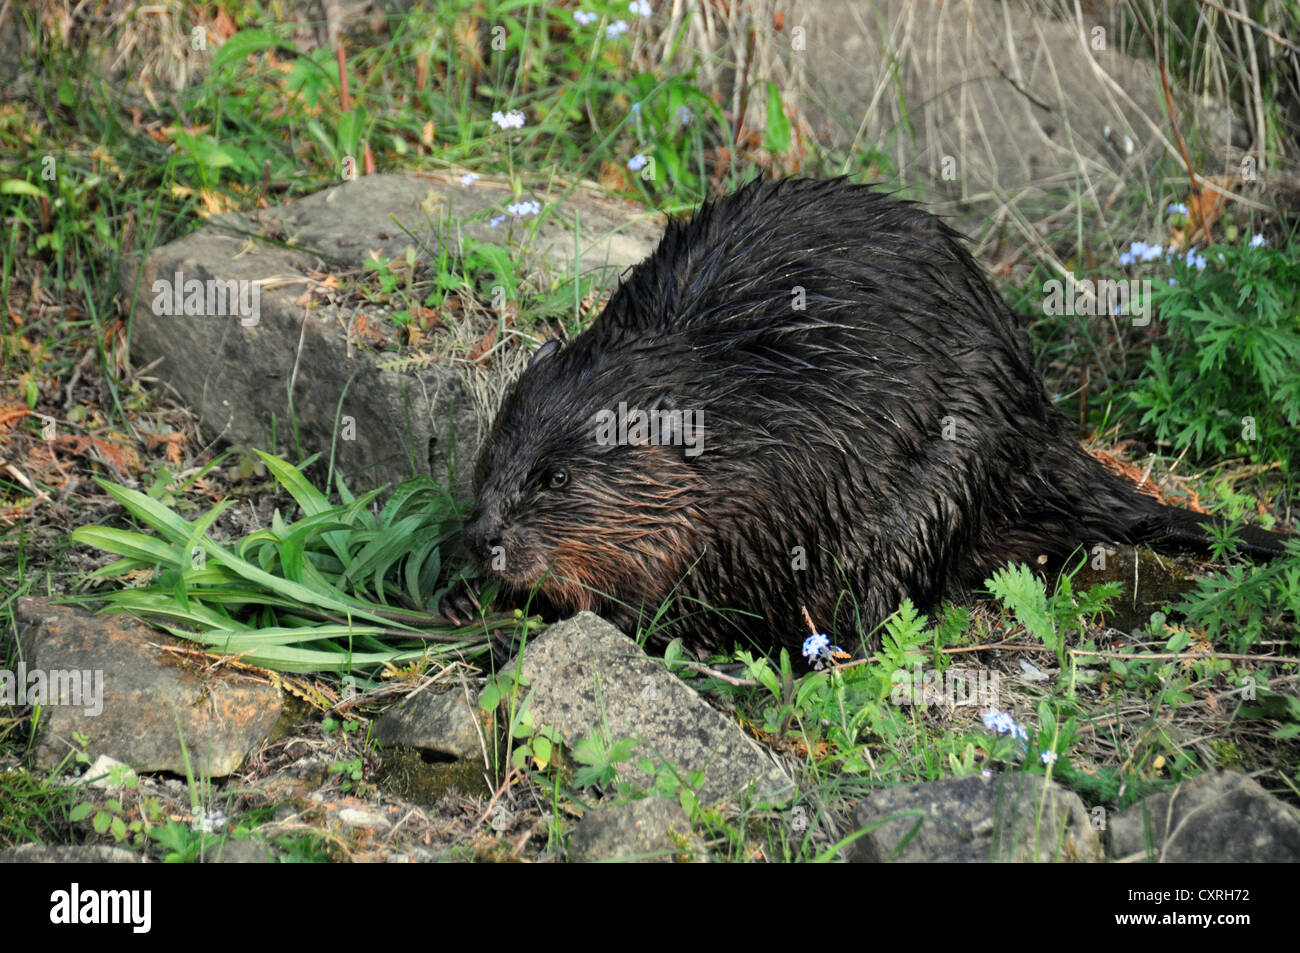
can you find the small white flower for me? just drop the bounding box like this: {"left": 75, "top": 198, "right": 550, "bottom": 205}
{"left": 1249, "top": 233, "right": 1267, "bottom": 247}
{"left": 574, "top": 10, "right": 596, "bottom": 25}
{"left": 491, "top": 109, "right": 526, "bottom": 130}
{"left": 192, "top": 808, "right": 227, "bottom": 834}
{"left": 460, "top": 173, "right": 479, "bottom": 188}
{"left": 606, "top": 19, "right": 629, "bottom": 38}
{"left": 1041, "top": 751, "right": 1059, "bottom": 766}
{"left": 629, "top": 0, "right": 652, "bottom": 16}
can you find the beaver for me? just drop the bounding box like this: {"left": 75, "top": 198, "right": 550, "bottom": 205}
{"left": 441, "top": 177, "right": 1291, "bottom": 661}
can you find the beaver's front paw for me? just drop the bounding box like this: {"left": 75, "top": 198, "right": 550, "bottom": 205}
{"left": 439, "top": 577, "right": 482, "bottom": 626}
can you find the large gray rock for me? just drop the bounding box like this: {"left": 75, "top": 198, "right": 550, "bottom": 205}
{"left": 510, "top": 612, "right": 795, "bottom": 807}
{"left": 1109, "top": 771, "right": 1300, "bottom": 862}
{"left": 849, "top": 772, "right": 1103, "bottom": 862}
{"left": 797, "top": 0, "right": 1247, "bottom": 207}
{"left": 122, "top": 173, "right": 662, "bottom": 493}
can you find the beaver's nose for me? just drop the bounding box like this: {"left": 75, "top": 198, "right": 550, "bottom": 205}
{"left": 461, "top": 503, "right": 504, "bottom": 564}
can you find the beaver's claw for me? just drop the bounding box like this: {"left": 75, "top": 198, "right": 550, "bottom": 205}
{"left": 439, "top": 577, "right": 482, "bottom": 626}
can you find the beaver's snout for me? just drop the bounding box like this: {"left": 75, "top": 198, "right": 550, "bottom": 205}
{"left": 460, "top": 503, "right": 504, "bottom": 565}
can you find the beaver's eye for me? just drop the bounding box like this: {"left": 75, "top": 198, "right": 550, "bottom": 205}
{"left": 547, "top": 469, "right": 569, "bottom": 490}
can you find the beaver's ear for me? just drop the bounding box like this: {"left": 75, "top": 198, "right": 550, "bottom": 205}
{"left": 530, "top": 339, "right": 562, "bottom": 367}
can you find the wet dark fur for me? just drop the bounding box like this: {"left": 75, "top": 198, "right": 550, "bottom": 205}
{"left": 445, "top": 178, "right": 1291, "bottom": 659}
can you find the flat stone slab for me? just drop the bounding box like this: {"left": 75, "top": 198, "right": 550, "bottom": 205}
{"left": 122, "top": 172, "right": 663, "bottom": 492}
{"left": 11, "top": 598, "right": 282, "bottom": 777}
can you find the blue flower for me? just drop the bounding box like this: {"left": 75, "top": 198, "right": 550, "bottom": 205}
{"left": 676, "top": 105, "right": 694, "bottom": 126}
{"left": 489, "top": 215, "right": 506, "bottom": 228}
{"left": 982, "top": 710, "right": 1028, "bottom": 743}
{"left": 1183, "top": 247, "right": 1207, "bottom": 270}
{"left": 507, "top": 200, "right": 541, "bottom": 219}
{"left": 1041, "top": 750, "right": 1059, "bottom": 766}
{"left": 574, "top": 10, "right": 596, "bottom": 25}
{"left": 606, "top": 19, "right": 629, "bottom": 38}
{"left": 802, "top": 632, "right": 830, "bottom": 659}
{"left": 629, "top": 0, "right": 652, "bottom": 16}
{"left": 1249, "top": 233, "right": 1267, "bottom": 247}
{"left": 1119, "top": 241, "right": 1163, "bottom": 266}
{"left": 801, "top": 632, "right": 844, "bottom": 670}
{"left": 627, "top": 154, "right": 648, "bottom": 171}
{"left": 1166, "top": 202, "right": 1188, "bottom": 215}
{"left": 460, "top": 172, "right": 479, "bottom": 188}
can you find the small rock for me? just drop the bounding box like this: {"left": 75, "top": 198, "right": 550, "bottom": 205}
{"left": 338, "top": 807, "right": 391, "bottom": 831}
{"left": 511, "top": 612, "right": 795, "bottom": 806}
{"left": 372, "top": 685, "right": 485, "bottom": 761}
{"left": 82, "top": 754, "right": 138, "bottom": 790}
{"left": 568, "top": 798, "right": 706, "bottom": 862}
{"left": 387, "top": 848, "right": 439, "bottom": 863}
{"left": 206, "top": 839, "right": 277, "bottom": 863}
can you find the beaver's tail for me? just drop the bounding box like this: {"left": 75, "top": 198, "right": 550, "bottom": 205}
{"left": 1040, "top": 442, "right": 1294, "bottom": 561}
{"left": 1120, "top": 497, "right": 1293, "bottom": 560}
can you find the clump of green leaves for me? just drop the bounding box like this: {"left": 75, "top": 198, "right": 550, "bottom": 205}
{"left": 732, "top": 600, "right": 974, "bottom": 775}
{"left": 69, "top": 451, "right": 498, "bottom": 674}
{"left": 985, "top": 562, "right": 1119, "bottom": 690}
{"left": 322, "top": 716, "right": 367, "bottom": 793}
{"left": 1101, "top": 611, "right": 1210, "bottom": 709}
{"left": 66, "top": 755, "right": 157, "bottom": 849}
{"left": 571, "top": 732, "right": 640, "bottom": 789}
{"left": 1173, "top": 545, "right": 1300, "bottom": 654}
{"left": 1124, "top": 239, "right": 1300, "bottom": 467}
